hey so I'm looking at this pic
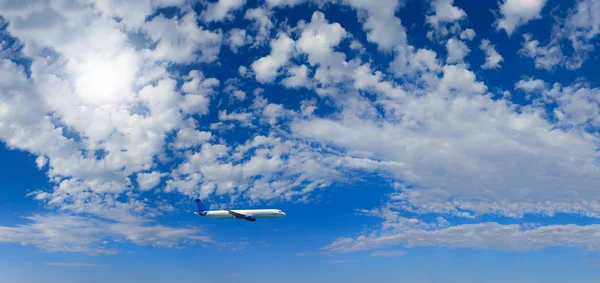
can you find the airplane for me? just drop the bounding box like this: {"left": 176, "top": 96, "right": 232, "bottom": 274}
{"left": 193, "top": 199, "right": 286, "bottom": 222}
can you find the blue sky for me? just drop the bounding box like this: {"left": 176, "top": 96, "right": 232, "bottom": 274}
{"left": 1, "top": 0, "right": 600, "bottom": 282}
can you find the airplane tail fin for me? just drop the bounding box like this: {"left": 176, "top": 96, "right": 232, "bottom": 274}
{"left": 195, "top": 199, "right": 209, "bottom": 212}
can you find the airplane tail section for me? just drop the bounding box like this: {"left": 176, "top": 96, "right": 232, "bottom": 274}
{"left": 195, "top": 199, "right": 209, "bottom": 212}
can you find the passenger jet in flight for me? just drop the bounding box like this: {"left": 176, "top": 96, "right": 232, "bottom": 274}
{"left": 193, "top": 199, "right": 286, "bottom": 222}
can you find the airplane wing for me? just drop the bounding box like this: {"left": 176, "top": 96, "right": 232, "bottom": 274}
{"left": 227, "top": 210, "right": 247, "bottom": 219}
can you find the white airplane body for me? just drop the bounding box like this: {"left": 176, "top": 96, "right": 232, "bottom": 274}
{"left": 193, "top": 199, "right": 285, "bottom": 222}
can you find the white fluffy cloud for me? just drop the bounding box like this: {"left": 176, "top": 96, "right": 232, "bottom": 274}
{"left": 201, "top": 0, "right": 247, "bottom": 22}
{"left": 549, "top": 82, "right": 600, "bottom": 128}
{"left": 496, "top": 0, "right": 547, "bottom": 36}
{"left": 426, "top": 0, "right": 467, "bottom": 39}
{"left": 251, "top": 32, "right": 295, "bottom": 83}
{"left": 343, "top": 0, "right": 407, "bottom": 51}
{"left": 518, "top": 1, "right": 600, "bottom": 70}
{"left": 165, "top": 135, "right": 340, "bottom": 201}
{"left": 567, "top": 0, "right": 600, "bottom": 43}
{"left": 136, "top": 171, "right": 165, "bottom": 191}
{"left": 518, "top": 33, "right": 564, "bottom": 71}
{"left": 142, "top": 12, "right": 222, "bottom": 64}
{"left": 445, "top": 38, "right": 470, "bottom": 63}
{"left": 281, "top": 64, "right": 311, "bottom": 89}
{"left": 244, "top": 7, "right": 274, "bottom": 45}
{"left": 428, "top": 0, "right": 466, "bottom": 24}
{"left": 0, "top": 0, "right": 225, "bottom": 253}
{"left": 515, "top": 78, "right": 547, "bottom": 93}
{"left": 227, "top": 28, "right": 252, "bottom": 53}
{"left": 296, "top": 12, "right": 348, "bottom": 65}
{"left": 292, "top": 56, "right": 600, "bottom": 222}
{"left": 460, "top": 28, "right": 476, "bottom": 40}
{"left": 480, "top": 39, "right": 504, "bottom": 69}
{"left": 2, "top": 0, "right": 600, "bottom": 258}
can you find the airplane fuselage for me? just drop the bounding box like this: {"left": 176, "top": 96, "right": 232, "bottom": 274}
{"left": 195, "top": 209, "right": 286, "bottom": 219}
{"left": 193, "top": 199, "right": 285, "bottom": 222}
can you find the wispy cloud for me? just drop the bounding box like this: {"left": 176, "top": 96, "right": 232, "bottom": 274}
{"left": 369, "top": 250, "right": 406, "bottom": 257}
{"left": 44, "top": 262, "right": 108, "bottom": 268}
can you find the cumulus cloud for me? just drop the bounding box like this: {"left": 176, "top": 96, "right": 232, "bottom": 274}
{"left": 428, "top": 0, "right": 467, "bottom": 24}
{"left": 201, "top": 0, "right": 247, "bottom": 22}
{"left": 460, "top": 28, "right": 476, "bottom": 40}
{"left": 426, "top": 0, "right": 467, "bottom": 39}
{"left": 136, "top": 171, "right": 165, "bottom": 191}
{"left": 281, "top": 65, "right": 311, "bottom": 89}
{"left": 227, "top": 28, "right": 252, "bottom": 53}
{"left": 291, "top": 58, "right": 600, "bottom": 221}
{"left": 35, "top": 156, "right": 48, "bottom": 170}
{"left": 480, "top": 39, "right": 504, "bottom": 69}
{"left": 165, "top": 134, "right": 340, "bottom": 200}
{"left": 251, "top": 32, "right": 295, "bottom": 83}
{"left": 142, "top": 12, "right": 222, "bottom": 64}
{"left": 518, "top": 33, "right": 564, "bottom": 71}
{"left": 343, "top": 0, "right": 407, "bottom": 51}
{"left": 244, "top": 7, "right": 274, "bottom": 45}
{"left": 518, "top": 1, "right": 600, "bottom": 70}
{"left": 296, "top": 11, "right": 348, "bottom": 65}
{"left": 515, "top": 78, "right": 547, "bottom": 93}
{"left": 496, "top": 0, "right": 547, "bottom": 36}
{"left": 445, "top": 38, "right": 470, "bottom": 63}
{"left": 0, "top": 0, "right": 226, "bottom": 253}
{"left": 549, "top": 82, "right": 600, "bottom": 128}
{"left": 2, "top": 0, "right": 600, "bottom": 258}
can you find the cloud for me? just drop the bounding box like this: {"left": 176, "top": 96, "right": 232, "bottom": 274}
{"left": 0, "top": 214, "right": 211, "bottom": 255}
{"left": 496, "top": 0, "right": 547, "bottom": 36}
{"left": 445, "top": 38, "right": 470, "bottom": 63}
{"left": 296, "top": 11, "right": 348, "bottom": 65}
{"left": 44, "top": 262, "right": 108, "bottom": 268}
{"left": 173, "top": 129, "right": 213, "bottom": 150}
{"left": 518, "top": 1, "right": 600, "bottom": 70}
{"left": 136, "top": 171, "right": 165, "bottom": 191}
{"left": 567, "top": 0, "right": 600, "bottom": 44}
{"left": 343, "top": 0, "right": 406, "bottom": 51}
{"left": 142, "top": 11, "right": 222, "bottom": 64}
{"left": 227, "top": 28, "right": 252, "bottom": 53}
{"left": 201, "top": 0, "right": 247, "bottom": 22}
{"left": 1, "top": 0, "right": 600, "bottom": 258}
{"left": 480, "top": 39, "right": 504, "bottom": 69}
{"left": 281, "top": 64, "right": 311, "bottom": 89}
{"left": 428, "top": 0, "right": 466, "bottom": 24}
{"left": 266, "top": 0, "right": 306, "bottom": 7}
{"left": 518, "top": 33, "right": 564, "bottom": 71}
{"left": 291, "top": 57, "right": 600, "bottom": 220}
{"left": 426, "top": 0, "right": 467, "bottom": 39}
{"left": 460, "top": 28, "right": 476, "bottom": 41}
{"left": 549, "top": 82, "right": 600, "bottom": 128}
{"left": 325, "top": 221, "right": 600, "bottom": 254}
{"left": 165, "top": 134, "right": 341, "bottom": 201}
{"left": 35, "top": 156, "right": 48, "bottom": 170}
{"left": 515, "top": 78, "right": 547, "bottom": 93}
{"left": 251, "top": 32, "right": 295, "bottom": 83}
{"left": 244, "top": 7, "right": 274, "bottom": 45}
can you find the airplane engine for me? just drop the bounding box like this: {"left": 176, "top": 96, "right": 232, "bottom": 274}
{"left": 244, "top": 215, "right": 256, "bottom": 222}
